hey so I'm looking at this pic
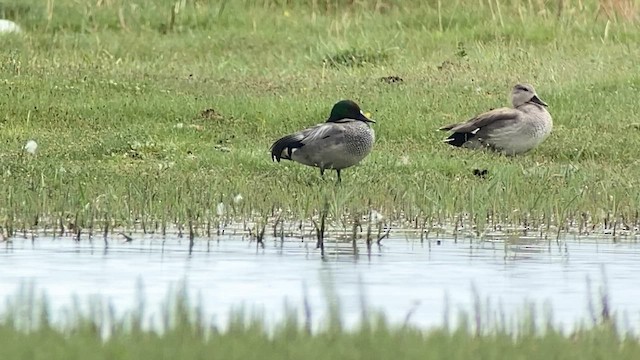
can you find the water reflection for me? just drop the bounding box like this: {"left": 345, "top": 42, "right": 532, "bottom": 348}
{"left": 1, "top": 232, "right": 639, "bottom": 332}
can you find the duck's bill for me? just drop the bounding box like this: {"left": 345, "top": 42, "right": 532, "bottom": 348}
{"left": 359, "top": 111, "right": 376, "bottom": 123}
{"left": 530, "top": 95, "right": 548, "bottom": 107}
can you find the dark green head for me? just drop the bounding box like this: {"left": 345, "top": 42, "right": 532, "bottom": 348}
{"left": 327, "top": 100, "right": 375, "bottom": 123}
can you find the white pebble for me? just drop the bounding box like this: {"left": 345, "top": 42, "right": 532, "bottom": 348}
{"left": 0, "top": 19, "right": 21, "bottom": 34}
{"left": 24, "top": 140, "right": 38, "bottom": 154}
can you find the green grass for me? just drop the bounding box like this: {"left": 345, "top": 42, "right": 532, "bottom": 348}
{"left": 0, "top": 283, "right": 637, "bottom": 360}
{"left": 1, "top": 0, "right": 640, "bottom": 235}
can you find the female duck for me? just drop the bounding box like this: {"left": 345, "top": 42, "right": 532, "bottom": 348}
{"left": 440, "top": 83, "right": 552, "bottom": 155}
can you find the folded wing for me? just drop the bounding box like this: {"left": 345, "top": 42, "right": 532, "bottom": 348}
{"left": 270, "top": 123, "right": 342, "bottom": 162}
{"left": 439, "top": 107, "right": 520, "bottom": 133}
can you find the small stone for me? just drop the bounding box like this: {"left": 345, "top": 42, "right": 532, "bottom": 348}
{"left": 24, "top": 140, "right": 38, "bottom": 154}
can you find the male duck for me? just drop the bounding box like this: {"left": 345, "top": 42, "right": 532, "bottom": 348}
{"left": 271, "top": 100, "right": 376, "bottom": 182}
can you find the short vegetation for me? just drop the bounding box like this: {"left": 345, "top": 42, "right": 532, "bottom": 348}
{"left": 1, "top": 0, "right": 639, "bottom": 237}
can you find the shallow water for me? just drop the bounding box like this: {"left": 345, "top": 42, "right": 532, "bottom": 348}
{"left": 1, "top": 231, "right": 640, "bottom": 332}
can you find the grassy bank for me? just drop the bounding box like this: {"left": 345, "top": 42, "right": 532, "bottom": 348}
{"left": 0, "top": 286, "right": 638, "bottom": 360}
{"left": 1, "top": 0, "right": 640, "bottom": 236}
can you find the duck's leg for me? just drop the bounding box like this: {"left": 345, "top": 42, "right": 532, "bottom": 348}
{"left": 320, "top": 168, "right": 325, "bottom": 178}
{"left": 336, "top": 169, "right": 342, "bottom": 183}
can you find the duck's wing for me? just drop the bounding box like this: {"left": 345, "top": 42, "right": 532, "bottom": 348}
{"left": 300, "top": 121, "right": 346, "bottom": 143}
{"left": 439, "top": 107, "right": 520, "bottom": 133}
{"left": 270, "top": 122, "right": 345, "bottom": 162}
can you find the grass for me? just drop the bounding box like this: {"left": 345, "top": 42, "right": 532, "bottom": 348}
{"left": 0, "top": 281, "right": 637, "bottom": 360}
{"left": 1, "top": 0, "right": 640, "bottom": 237}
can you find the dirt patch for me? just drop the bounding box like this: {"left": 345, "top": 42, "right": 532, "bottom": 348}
{"left": 379, "top": 75, "right": 403, "bottom": 84}
{"left": 200, "top": 108, "right": 224, "bottom": 121}
{"left": 472, "top": 168, "right": 488, "bottom": 178}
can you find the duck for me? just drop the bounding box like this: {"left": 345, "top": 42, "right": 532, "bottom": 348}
{"left": 270, "top": 99, "right": 376, "bottom": 182}
{"left": 439, "top": 83, "right": 552, "bottom": 155}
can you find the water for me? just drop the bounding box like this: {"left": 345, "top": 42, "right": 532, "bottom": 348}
{"left": 1, "top": 231, "right": 640, "bottom": 332}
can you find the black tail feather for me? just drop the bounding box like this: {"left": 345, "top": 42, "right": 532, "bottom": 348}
{"left": 270, "top": 135, "right": 304, "bottom": 162}
{"left": 444, "top": 132, "right": 476, "bottom": 147}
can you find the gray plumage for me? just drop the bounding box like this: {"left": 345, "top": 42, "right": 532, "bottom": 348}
{"left": 440, "top": 83, "right": 553, "bottom": 155}
{"left": 270, "top": 100, "right": 376, "bottom": 182}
